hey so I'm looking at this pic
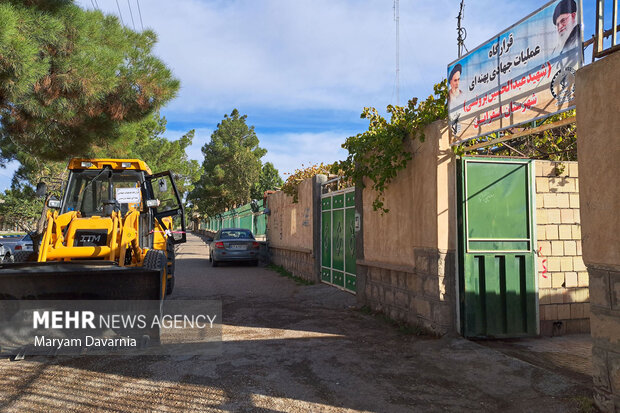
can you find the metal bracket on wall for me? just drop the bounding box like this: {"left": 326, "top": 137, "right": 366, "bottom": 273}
{"left": 461, "top": 116, "right": 576, "bottom": 152}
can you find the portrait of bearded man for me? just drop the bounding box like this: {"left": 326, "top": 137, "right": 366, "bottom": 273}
{"left": 553, "top": 0, "right": 580, "bottom": 54}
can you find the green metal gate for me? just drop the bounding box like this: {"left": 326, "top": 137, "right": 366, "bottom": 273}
{"left": 458, "top": 158, "right": 537, "bottom": 338}
{"left": 321, "top": 187, "right": 356, "bottom": 293}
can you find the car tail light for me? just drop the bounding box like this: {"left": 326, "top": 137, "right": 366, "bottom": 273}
{"left": 215, "top": 242, "right": 225, "bottom": 249}
{"left": 15, "top": 245, "right": 22, "bottom": 250}
{"left": 252, "top": 242, "right": 260, "bottom": 249}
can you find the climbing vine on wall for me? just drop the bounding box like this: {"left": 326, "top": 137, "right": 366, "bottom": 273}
{"left": 337, "top": 80, "right": 448, "bottom": 213}
{"left": 281, "top": 163, "right": 335, "bottom": 203}
{"left": 452, "top": 109, "right": 577, "bottom": 174}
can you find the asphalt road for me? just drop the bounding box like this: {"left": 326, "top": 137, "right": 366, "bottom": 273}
{"left": 0, "top": 233, "right": 591, "bottom": 412}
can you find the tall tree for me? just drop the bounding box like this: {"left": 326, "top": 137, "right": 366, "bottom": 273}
{"left": 0, "top": 111, "right": 200, "bottom": 232}
{"left": 116, "top": 112, "right": 202, "bottom": 197}
{"left": 251, "top": 162, "right": 283, "bottom": 199}
{"left": 0, "top": 188, "right": 44, "bottom": 232}
{"left": 190, "top": 109, "right": 266, "bottom": 216}
{"left": 0, "top": 0, "right": 179, "bottom": 162}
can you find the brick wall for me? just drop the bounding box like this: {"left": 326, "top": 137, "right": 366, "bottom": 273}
{"left": 535, "top": 160, "right": 589, "bottom": 335}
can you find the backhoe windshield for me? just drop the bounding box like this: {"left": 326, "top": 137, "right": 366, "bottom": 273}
{"left": 62, "top": 170, "right": 144, "bottom": 216}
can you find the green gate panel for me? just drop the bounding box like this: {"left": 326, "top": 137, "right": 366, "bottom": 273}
{"left": 322, "top": 197, "right": 331, "bottom": 211}
{"left": 466, "top": 162, "right": 529, "bottom": 241}
{"left": 345, "top": 274, "right": 356, "bottom": 292}
{"left": 321, "top": 211, "right": 331, "bottom": 267}
{"left": 332, "top": 271, "right": 345, "bottom": 287}
{"left": 463, "top": 253, "right": 537, "bottom": 337}
{"left": 321, "top": 267, "right": 331, "bottom": 283}
{"left": 460, "top": 159, "right": 536, "bottom": 338}
{"left": 333, "top": 194, "right": 344, "bottom": 209}
{"left": 345, "top": 191, "right": 355, "bottom": 207}
{"left": 321, "top": 190, "right": 356, "bottom": 293}
{"left": 332, "top": 209, "right": 344, "bottom": 271}
{"left": 345, "top": 207, "right": 356, "bottom": 276}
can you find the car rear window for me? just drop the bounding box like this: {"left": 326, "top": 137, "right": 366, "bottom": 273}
{"left": 220, "top": 230, "right": 254, "bottom": 240}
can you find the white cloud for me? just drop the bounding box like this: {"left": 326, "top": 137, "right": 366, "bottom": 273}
{"left": 260, "top": 131, "right": 351, "bottom": 177}
{"left": 166, "top": 126, "right": 351, "bottom": 178}
{"left": 61, "top": 0, "right": 545, "bottom": 189}
{"left": 80, "top": 0, "right": 541, "bottom": 116}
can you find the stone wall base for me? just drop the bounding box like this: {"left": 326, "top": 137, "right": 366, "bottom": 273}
{"left": 539, "top": 319, "right": 590, "bottom": 336}
{"left": 360, "top": 248, "right": 456, "bottom": 335}
{"left": 589, "top": 266, "right": 620, "bottom": 413}
{"left": 270, "top": 247, "right": 315, "bottom": 282}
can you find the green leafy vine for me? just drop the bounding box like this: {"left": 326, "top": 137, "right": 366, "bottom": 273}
{"left": 451, "top": 109, "right": 577, "bottom": 166}
{"left": 337, "top": 80, "right": 448, "bottom": 213}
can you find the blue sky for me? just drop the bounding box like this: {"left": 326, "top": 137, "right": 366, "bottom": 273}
{"left": 0, "top": 0, "right": 598, "bottom": 189}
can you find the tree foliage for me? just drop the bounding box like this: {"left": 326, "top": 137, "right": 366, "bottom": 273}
{"left": 113, "top": 112, "right": 202, "bottom": 197}
{"left": 1, "top": 111, "right": 200, "bottom": 230}
{"left": 0, "top": 0, "right": 179, "bottom": 162}
{"left": 337, "top": 80, "right": 449, "bottom": 213}
{"left": 251, "top": 162, "right": 283, "bottom": 200}
{"left": 0, "top": 188, "right": 44, "bottom": 232}
{"left": 190, "top": 109, "right": 267, "bottom": 216}
{"left": 9, "top": 111, "right": 200, "bottom": 195}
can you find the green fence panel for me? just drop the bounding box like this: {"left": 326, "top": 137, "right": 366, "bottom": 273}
{"left": 254, "top": 213, "right": 267, "bottom": 235}
{"left": 207, "top": 200, "right": 267, "bottom": 235}
{"left": 322, "top": 210, "right": 331, "bottom": 276}
{"left": 332, "top": 209, "right": 344, "bottom": 272}
{"left": 345, "top": 208, "right": 356, "bottom": 276}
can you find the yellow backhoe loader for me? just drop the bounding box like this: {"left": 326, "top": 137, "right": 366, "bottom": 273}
{"left": 0, "top": 158, "right": 186, "bottom": 301}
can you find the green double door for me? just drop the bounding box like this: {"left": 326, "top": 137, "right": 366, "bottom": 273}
{"left": 321, "top": 189, "right": 356, "bottom": 293}
{"left": 458, "top": 158, "right": 537, "bottom": 338}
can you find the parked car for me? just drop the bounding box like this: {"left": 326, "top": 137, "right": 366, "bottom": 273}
{"left": 0, "top": 234, "right": 34, "bottom": 259}
{"left": 207, "top": 228, "right": 260, "bottom": 267}
{"left": 0, "top": 242, "right": 10, "bottom": 263}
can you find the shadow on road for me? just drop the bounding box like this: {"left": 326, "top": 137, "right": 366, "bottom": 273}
{"left": 0, "top": 233, "right": 593, "bottom": 412}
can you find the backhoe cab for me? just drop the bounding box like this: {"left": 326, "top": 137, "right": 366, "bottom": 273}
{"left": 3, "top": 158, "right": 186, "bottom": 301}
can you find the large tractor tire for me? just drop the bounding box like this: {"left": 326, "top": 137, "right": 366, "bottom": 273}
{"left": 142, "top": 249, "right": 166, "bottom": 343}
{"left": 144, "top": 249, "right": 168, "bottom": 298}
{"left": 165, "top": 240, "right": 175, "bottom": 296}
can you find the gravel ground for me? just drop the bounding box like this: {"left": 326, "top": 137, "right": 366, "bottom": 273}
{"left": 0, "top": 233, "right": 592, "bottom": 412}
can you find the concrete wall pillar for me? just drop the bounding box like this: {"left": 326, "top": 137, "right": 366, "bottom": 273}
{"left": 575, "top": 51, "right": 620, "bottom": 412}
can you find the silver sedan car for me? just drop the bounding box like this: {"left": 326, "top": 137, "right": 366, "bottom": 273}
{"left": 208, "top": 228, "right": 260, "bottom": 267}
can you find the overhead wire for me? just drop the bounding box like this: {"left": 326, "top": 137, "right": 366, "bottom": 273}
{"left": 127, "top": 0, "right": 136, "bottom": 30}
{"left": 136, "top": 0, "right": 144, "bottom": 31}
{"left": 115, "top": 0, "right": 124, "bottom": 25}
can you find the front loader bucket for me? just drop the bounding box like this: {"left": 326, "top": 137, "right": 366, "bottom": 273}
{"left": 0, "top": 261, "right": 162, "bottom": 301}
{"left": 0, "top": 262, "right": 164, "bottom": 355}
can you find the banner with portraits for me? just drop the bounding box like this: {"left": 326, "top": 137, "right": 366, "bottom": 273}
{"left": 447, "top": 0, "right": 582, "bottom": 145}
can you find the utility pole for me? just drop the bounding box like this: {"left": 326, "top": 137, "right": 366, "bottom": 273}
{"left": 394, "top": 0, "right": 400, "bottom": 105}
{"left": 457, "top": 0, "right": 468, "bottom": 58}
